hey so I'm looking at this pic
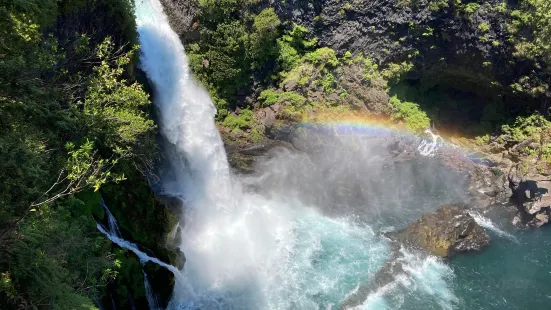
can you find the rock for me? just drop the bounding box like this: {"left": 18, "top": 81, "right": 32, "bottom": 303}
{"left": 160, "top": 0, "right": 200, "bottom": 41}
{"left": 283, "top": 79, "right": 298, "bottom": 92}
{"left": 535, "top": 213, "right": 549, "bottom": 227}
{"left": 390, "top": 204, "right": 490, "bottom": 258}
{"left": 467, "top": 164, "right": 510, "bottom": 208}
{"left": 508, "top": 167, "right": 551, "bottom": 227}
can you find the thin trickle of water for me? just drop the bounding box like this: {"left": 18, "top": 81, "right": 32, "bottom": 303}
{"left": 144, "top": 270, "right": 160, "bottom": 310}
{"left": 97, "top": 223, "right": 186, "bottom": 282}
{"left": 98, "top": 200, "right": 193, "bottom": 307}
{"left": 101, "top": 196, "right": 122, "bottom": 237}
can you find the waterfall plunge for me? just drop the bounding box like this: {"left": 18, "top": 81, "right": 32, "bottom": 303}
{"left": 134, "top": 1, "right": 458, "bottom": 309}
{"left": 135, "top": 0, "right": 299, "bottom": 305}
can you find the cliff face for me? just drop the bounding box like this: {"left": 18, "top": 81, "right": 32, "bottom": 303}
{"left": 274, "top": 0, "right": 548, "bottom": 112}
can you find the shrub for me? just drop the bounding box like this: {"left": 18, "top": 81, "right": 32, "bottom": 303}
{"left": 464, "top": 3, "right": 481, "bottom": 16}
{"left": 304, "top": 47, "right": 339, "bottom": 67}
{"left": 501, "top": 114, "right": 550, "bottom": 142}
{"left": 509, "top": 0, "right": 551, "bottom": 66}
{"left": 478, "top": 22, "right": 490, "bottom": 33}
{"left": 389, "top": 96, "right": 431, "bottom": 133}
{"left": 278, "top": 92, "right": 307, "bottom": 107}
{"left": 258, "top": 89, "right": 280, "bottom": 107}
{"left": 223, "top": 109, "right": 254, "bottom": 130}
{"left": 249, "top": 8, "right": 281, "bottom": 70}
{"left": 258, "top": 89, "right": 306, "bottom": 107}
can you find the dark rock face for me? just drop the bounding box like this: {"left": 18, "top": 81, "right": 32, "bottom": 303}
{"left": 160, "top": 0, "right": 200, "bottom": 41}
{"left": 390, "top": 204, "right": 490, "bottom": 257}
{"left": 274, "top": 0, "right": 508, "bottom": 65}
{"left": 468, "top": 164, "right": 511, "bottom": 208}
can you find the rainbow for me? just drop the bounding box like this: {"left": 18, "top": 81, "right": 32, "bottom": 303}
{"left": 294, "top": 110, "right": 496, "bottom": 167}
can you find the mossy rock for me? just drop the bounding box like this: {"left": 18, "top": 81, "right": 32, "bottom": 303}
{"left": 391, "top": 204, "right": 490, "bottom": 257}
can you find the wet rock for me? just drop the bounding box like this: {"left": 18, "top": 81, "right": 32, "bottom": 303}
{"left": 390, "top": 204, "right": 490, "bottom": 258}
{"left": 468, "top": 164, "right": 510, "bottom": 208}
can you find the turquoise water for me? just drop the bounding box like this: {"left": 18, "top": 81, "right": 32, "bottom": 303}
{"left": 265, "top": 210, "right": 389, "bottom": 309}
{"left": 451, "top": 227, "right": 551, "bottom": 309}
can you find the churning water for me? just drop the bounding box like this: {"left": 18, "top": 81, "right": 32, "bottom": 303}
{"left": 134, "top": 0, "right": 551, "bottom": 309}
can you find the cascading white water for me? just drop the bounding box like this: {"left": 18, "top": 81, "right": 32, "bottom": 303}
{"left": 417, "top": 128, "right": 443, "bottom": 157}
{"left": 469, "top": 212, "right": 518, "bottom": 243}
{"left": 98, "top": 200, "right": 190, "bottom": 307}
{"left": 97, "top": 224, "right": 185, "bottom": 281}
{"left": 134, "top": 1, "right": 459, "bottom": 309}
{"left": 101, "top": 196, "right": 122, "bottom": 237}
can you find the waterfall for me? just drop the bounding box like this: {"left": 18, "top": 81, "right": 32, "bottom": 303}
{"left": 134, "top": 0, "right": 459, "bottom": 309}
{"left": 135, "top": 0, "right": 231, "bottom": 207}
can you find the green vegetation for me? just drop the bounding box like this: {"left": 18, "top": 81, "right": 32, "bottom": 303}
{"left": 187, "top": 2, "right": 285, "bottom": 113}
{"left": 509, "top": 0, "right": 551, "bottom": 67}
{"left": 464, "top": 3, "right": 481, "bottom": 17}
{"left": 478, "top": 22, "right": 490, "bottom": 33}
{"left": 258, "top": 89, "right": 307, "bottom": 107}
{"left": 223, "top": 109, "right": 255, "bottom": 130}
{"left": 389, "top": 96, "right": 431, "bottom": 133}
{"left": 0, "top": 0, "right": 169, "bottom": 308}
{"left": 502, "top": 114, "right": 550, "bottom": 143}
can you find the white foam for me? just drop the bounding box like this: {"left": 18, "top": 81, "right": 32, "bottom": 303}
{"left": 469, "top": 211, "right": 518, "bottom": 243}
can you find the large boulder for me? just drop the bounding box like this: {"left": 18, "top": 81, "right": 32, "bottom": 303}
{"left": 391, "top": 204, "right": 490, "bottom": 257}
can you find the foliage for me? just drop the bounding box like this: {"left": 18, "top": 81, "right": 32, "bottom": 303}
{"left": 0, "top": 0, "right": 159, "bottom": 308}
{"left": 1, "top": 196, "right": 113, "bottom": 310}
{"left": 277, "top": 24, "right": 318, "bottom": 72}
{"left": 389, "top": 96, "right": 431, "bottom": 133}
{"left": 223, "top": 109, "right": 255, "bottom": 130}
{"left": 478, "top": 22, "right": 490, "bottom": 33}
{"left": 304, "top": 47, "right": 339, "bottom": 68}
{"left": 464, "top": 3, "right": 481, "bottom": 17}
{"left": 501, "top": 114, "right": 550, "bottom": 142}
{"left": 258, "top": 89, "right": 307, "bottom": 107}
{"left": 381, "top": 62, "right": 414, "bottom": 85}
{"left": 187, "top": 1, "right": 284, "bottom": 114}
{"left": 258, "top": 89, "right": 280, "bottom": 107}
{"left": 509, "top": 0, "right": 551, "bottom": 68}
{"left": 428, "top": 0, "right": 449, "bottom": 12}
{"left": 475, "top": 134, "right": 491, "bottom": 145}
{"left": 249, "top": 8, "right": 281, "bottom": 70}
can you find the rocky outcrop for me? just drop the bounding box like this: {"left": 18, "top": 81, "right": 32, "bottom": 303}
{"left": 390, "top": 204, "right": 490, "bottom": 257}
{"left": 509, "top": 166, "right": 551, "bottom": 227}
